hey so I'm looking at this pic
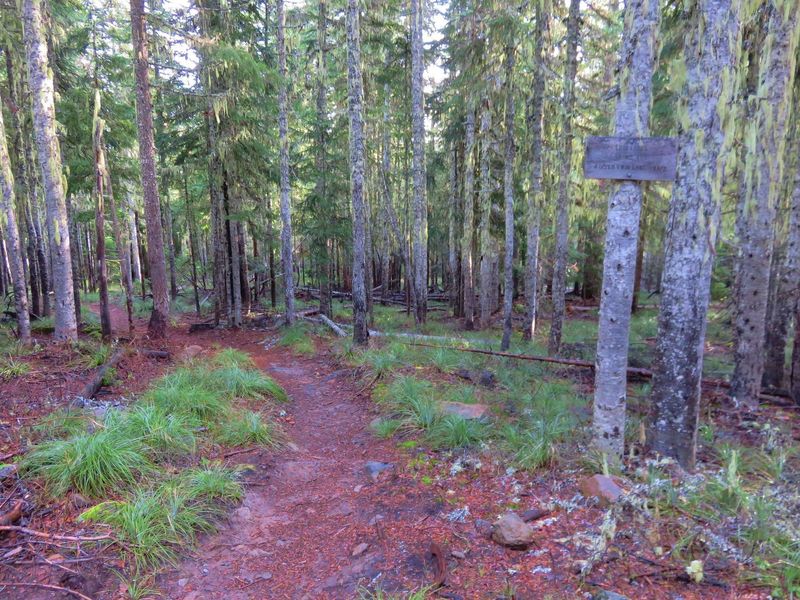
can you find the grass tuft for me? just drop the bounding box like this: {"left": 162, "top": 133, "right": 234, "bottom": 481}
{"left": 19, "top": 428, "right": 151, "bottom": 498}
{"left": 0, "top": 356, "right": 30, "bottom": 380}
{"left": 213, "top": 411, "right": 281, "bottom": 447}
{"left": 278, "top": 323, "right": 315, "bottom": 354}
{"left": 427, "top": 414, "right": 487, "bottom": 449}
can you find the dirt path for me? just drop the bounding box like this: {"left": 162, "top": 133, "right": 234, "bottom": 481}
{"left": 159, "top": 341, "right": 440, "bottom": 599}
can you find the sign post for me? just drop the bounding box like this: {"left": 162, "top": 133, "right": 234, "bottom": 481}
{"left": 583, "top": 136, "right": 678, "bottom": 182}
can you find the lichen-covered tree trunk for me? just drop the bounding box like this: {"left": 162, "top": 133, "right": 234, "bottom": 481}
{"left": 448, "top": 143, "right": 460, "bottom": 313}
{"left": 410, "top": 0, "right": 427, "bottom": 326}
{"left": 593, "top": 0, "right": 660, "bottom": 458}
{"left": 277, "top": 0, "right": 295, "bottom": 325}
{"left": 549, "top": 0, "right": 580, "bottom": 355}
{"left": 127, "top": 193, "right": 142, "bottom": 284}
{"left": 22, "top": 0, "right": 77, "bottom": 341}
{"left": 524, "top": 1, "right": 548, "bottom": 341}
{"left": 130, "top": 0, "right": 170, "bottom": 338}
{"left": 648, "top": 0, "right": 741, "bottom": 469}
{"left": 92, "top": 91, "right": 112, "bottom": 340}
{"left": 316, "top": 0, "right": 332, "bottom": 319}
{"left": 105, "top": 153, "right": 134, "bottom": 333}
{"left": 462, "top": 109, "right": 477, "bottom": 330}
{"left": 500, "top": 46, "right": 516, "bottom": 352}
{"left": 347, "top": 0, "right": 368, "bottom": 345}
{"left": 0, "top": 94, "right": 31, "bottom": 344}
{"left": 762, "top": 115, "right": 800, "bottom": 390}
{"left": 731, "top": 2, "right": 800, "bottom": 408}
{"left": 478, "top": 102, "right": 493, "bottom": 329}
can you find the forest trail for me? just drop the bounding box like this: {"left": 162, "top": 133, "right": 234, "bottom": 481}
{"left": 158, "top": 336, "right": 440, "bottom": 599}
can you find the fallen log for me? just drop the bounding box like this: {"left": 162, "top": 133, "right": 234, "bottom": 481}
{"left": 141, "top": 349, "right": 170, "bottom": 359}
{"left": 78, "top": 348, "right": 125, "bottom": 399}
{"left": 317, "top": 318, "right": 791, "bottom": 403}
{"left": 319, "top": 314, "right": 346, "bottom": 337}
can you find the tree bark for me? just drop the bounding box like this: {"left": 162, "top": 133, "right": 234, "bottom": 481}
{"left": 648, "top": 0, "right": 741, "bottom": 469}
{"left": 22, "top": 0, "right": 77, "bottom": 342}
{"left": 410, "top": 0, "right": 427, "bottom": 326}
{"left": 500, "top": 45, "right": 516, "bottom": 352}
{"left": 277, "top": 0, "right": 296, "bottom": 325}
{"left": 524, "top": 2, "right": 548, "bottom": 342}
{"left": 478, "top": 101, "right": 492, "bottom": 329}
{"left": 347, "top": 0, "right": 369, "bottom": 346}
{"left": 448, "top": 143, "right": 460, "bottom": 314}
{"left": 0, "top": 89, "right": 31, "bottom": 344}
{"left": 593, "top": 0, "right": 660, "bottom": 458}
{"left": 315, "top": 0, "right": 332, "bottom": 319}
{"left": 130, "top": 0, "right": 170, "bottom": 338}
{"left": 549, "top": 0, "right": 580, "bottom": 356}
{"left": 92, "top": 91, "right": 112, "bottom": 340}
{"left": 731, "top": 2, "right": 800, "bottom": 408}
{"left": 462, "top": 109, "right": 477, "bottom": 330}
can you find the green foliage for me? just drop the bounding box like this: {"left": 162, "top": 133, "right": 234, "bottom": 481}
{"left": 427, "top": 414, "right": 487, "bottom": 449}
{"left": 72, "top": 341, "right": 114, "bottom": 368}
{"left": 0, "top": 356, "right": 30, "bottom": 380}
{"left": 371, "top": 418, "right": 403, "bottom": 439}
{"left": 19, "top": 428, "right": 151, "bottom": 498}
{"left": 144, "top": 368, "right": 231, "bottom": 424}
{"left": 31, "top": 408, "right": 92, "bottom": 440}
{"left": 80, "top": 464, "right": 241, "bottom": 570}
{"left": 278, "top": 323, "right": 315, "bottom": 355}
{"left": 500, "top": 417, "right": 571, "bottom": 470}
{"left": 210, "top": 365, "right": 288, "bottom": 402}
{"left": 213, "top": 411, "right": 280, "bottom": 447}
{"left": 29, "top": 317, "right": 55, "bottom": 334}
{"left": 112, "top": 405, "right": 197, "bottom": 457}
{"left": 382, "top": 376, "right": 441, "bottom": 431}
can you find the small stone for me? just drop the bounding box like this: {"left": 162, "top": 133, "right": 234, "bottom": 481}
{"left": 201, "top": 566, "right": 209, "bottom": 575}
{"left": 474, "top": 519, "right": 493, "bottom": 538}
{"left": 233, "top": 506, "right": 252, "bottom": 520}
{"left": 364, "top": 461, "right": 393, "bottom": 481}
{"left": 579, "top": 475, "right": 626, "bottom": 506}
{"left": 248, "top": 548, "right": 269, "bottom": 558}
{"left": 491, "top": 512, "right": 536, "bottom": 549}
{"left": 70, "top": 493, "right": 91, "bottom": 509}
{"left": 440, "top": 401, "right": 490, "bottom": 420}
{"left": 368, "top": 514, "right": 384, "bottom": 526}
{"left": 520, "top": 508, "right": 550, "bottom": 522}
{"left": 0, "top": 464, "right": 17, "bottom": 479}
{"left": 287, "top": 442, "right": 300, "bottom": 452}
{"left": 451, "top": 550, "right": 466, "bottom": 559}
{"left": 591, "top": 591, "right": 630, "bottom": 600}
{"left": 177, "top": 579, "right": 188, "bottom": 588}
{"left": 351, "top": 542, "right": 369, "bottom": 557}
{"left": 353, "top": 484, "right": 364, "bottom": 493}
{"left": 177, "top": 345, "right": 204, "bottom": 362}
{"left": 476, "top": 370, "right": 496, "bottom": 387}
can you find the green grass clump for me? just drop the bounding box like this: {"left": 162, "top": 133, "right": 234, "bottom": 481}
{"left": 500, "top": 417, "right": 571, "bottom": 470}
{"left": 113, "top": 405, "right": 197, "bottom": 457}
{"left": 144, "top": 368, "right": 231, "bottom": 423}
{"left": 358, "top": 343, "right": 405, "bottom": 376}
{"left": 80, "top": 464, "right": 242, "bottom": 569}
{"left": 428, "top": 414, "right": 486, "bottom": 449}
{"left": 371, "top": 418, "right": 403, "bottom": 439}
{"left": 31, "top": 408, "right": 91, "bottom": 440}
{"left": 72, "top": 341, "right": 113, "bottom": 368}
{"left": 19, "top": 428, "right": 151, "bottom": 498}
{"left": 0, "top": 356, "right": 30, "bottom": 380}
{"left": 210, "top": 365, "right": 288, "bottom": 402}
{"left": 29, "top": 316, "right": 55, "bottom": 334}
{"left": 213, "top": 411, "right": 280, "bottom": 447}
{"left": 212, "top": 347, "right": 254, "bottom": 369}
{"left": 278, "top": 323, "right": 315, "bottom": 355}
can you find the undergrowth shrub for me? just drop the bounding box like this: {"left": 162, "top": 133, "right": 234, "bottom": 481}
{"left": 0, "top": 356, "right": 30, "bottom": 380}
{"left": 213, "top": 411, "right": 281, "bottom": 447}
{"left": 427, "top": 414, "right": 486, "bottom": 449}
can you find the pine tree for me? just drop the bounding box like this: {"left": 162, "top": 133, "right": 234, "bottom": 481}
{"left": 593, "top": 0, "right": 660, "bottom": 458}
{"left": 410, "top": 0, "right": 427, "bottom": 326}
{"left": 22, "top": 0, "right": 77, "bottom": 341}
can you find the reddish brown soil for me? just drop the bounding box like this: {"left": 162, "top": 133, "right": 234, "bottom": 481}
{"left": 0, "top": 307, "right": 776, "bottom": 600}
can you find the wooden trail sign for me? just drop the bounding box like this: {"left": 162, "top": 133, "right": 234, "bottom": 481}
{"left": 584, "top": 136, "right": 677, "bottom": 182}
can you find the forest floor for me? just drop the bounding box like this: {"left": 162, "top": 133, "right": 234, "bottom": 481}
{"left": 0, "top": 295, "right": 796, "bottom": 599}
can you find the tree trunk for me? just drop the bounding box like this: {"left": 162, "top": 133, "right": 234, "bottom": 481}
{"left": 410, "top": 0, "right": 427, "bottom": 326}
{"left": 462, "top": 108, "right": 477, "bottom": 330}
{"left": 762, "top": 113, "right": 800, "bottom": 390}
{"left": 347, "top": 0, "right": 369, "bottom": 345}
{"left": 731, "top": 3, "right": 800, "bottom": 408}
{"left": 66, "top": 195, "right": 82, "bottom": 322}
{"left": 22, "top": 0, "right": 77, "bottom": 342}
{"left": 183, "top": 167, "right": 201, "bottom": 316}
{"left": 315, "top": 0, "right": 332, "bottom": 319}
{"left": 648, "top": 0, "right": 741, "bottom": 470}
{"left": 0, "top": 91, "right": 31, "bottom": 344}
{"left": 130, "top": 0, "right": 170, "bottom": 338}
{"left": 593, "top": 0, "right": 660, "bottom": 459}
{"left": 478, "top": 102, "right": 492, "bottom": 329}
{"left": 524, "top": 2, "right": 547, "bottom": 342}
{"left": 92, "top": 91, "right": 112, "bottom": 340}
{"left": 448, "top": 143, "right": 459, "bottom": 313}
{"left": 500, "top": 45, "right": 516, "bottom": 352}
{"left": 105, "top": 157, "right": 134, "bottom": 333}
{"left": 549, "top": 0, "right": 580, "bottom": 356}
{"left": 127, "top": 194, "right": 142, "bottom": 283}
{"left": 277, "top": 0, "right": 295, "bottom": 325}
